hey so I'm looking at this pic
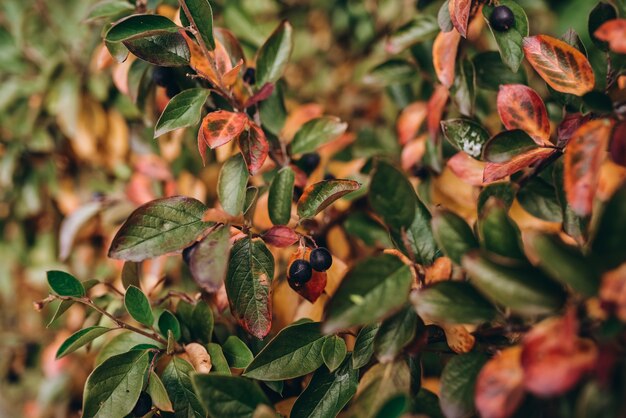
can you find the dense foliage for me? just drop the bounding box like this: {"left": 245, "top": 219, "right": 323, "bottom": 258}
{"left": 3, "top": 0, "right": 626, "bottom": 416}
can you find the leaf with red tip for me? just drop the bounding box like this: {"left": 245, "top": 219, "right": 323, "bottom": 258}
{"left": 564, "top": 118, "right": 614, "bottom": 216}
{"left": 433, "top": 30, "right": 461, "bottom": 88}
{"left": 475, "top": 346, "right": 525, "bottom": 418}
{"left": 427, "top": 85, "right": 450, "bottom": 141}
{"left": 448, "top": 0, "right": 471, "bottom": 37}
{"left": 297, "top": 180, "right": 360, "bottom": 219}
{"left": 484, "top": 148, "right": 555, "bottom": 183}
{"left": 497, "top": 84, "right": 551, "bottom": 145}
{"left": 238, "top": 122, "right": 269, "bottom": 175}
{"left": 397, "top": 102, "right": 427, "bottom": 145}
{"left": 594, "top": 19, "right": 626, "bottom": 54}
{"left": 262, "top": 226, "right": 299, "bottom": 248}
{"left": 198, "top": 110, "right": 248, "bottom": 152}
{"left": 522, "top": 35, "right": 595, "bottom": 96}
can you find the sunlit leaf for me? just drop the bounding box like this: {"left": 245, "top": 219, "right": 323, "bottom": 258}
{"left": 290, "top": 116, "right": 348, "bottom": 155}
{"left": 441, "top": 119, "right": 490, "bottom": 159}
{"left": 180, "top": 0, "right": 215, "bottom": 50}
{"left": 198, "top": 110, "right": 248, "bottom": 154}
{"left": 482, "top": 130, "right": 539, "bottom": 163}
{"left": 496, "top": 84, "right": 550, "bottom": 145}
{"left": 154, "top": 88, "right": 209, "bottom": 138}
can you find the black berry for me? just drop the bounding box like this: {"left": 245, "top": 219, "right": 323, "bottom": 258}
{"left": 297, "top": 153, "right": 321, "bottom": 175}
{"left": 490, "top": 6, "right": 515, "bottom": 32}
{"left": 293, "top": 186, "right": 304, "bottom": 203}
{"left": 243, "top": 67, "right": 256, "bottom": 85}
{"left": 310, "top": 247, "right": 332, "bottom": 271}
{"left": 289, "top": 259, "right": 313, "bottom": 284}
{"left": 132, "top": 392, "right": 152, "bottom": 417}
{"left": 152, "top": 67, "right": 172, "bottom": 87}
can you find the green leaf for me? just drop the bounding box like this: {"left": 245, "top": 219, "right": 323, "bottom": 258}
{"left": 218, "top": 154, "right": 249, "bottom": 216}
{"left": 352, "top": 323, "right": 379, "bottom": 369}
{"left": 482, "top": 130, "right": 539, "bottom": 163}
{"left": 47, "top": 300, "right": 74, "bottom": 327}
{"left": 121, "top": 261, "right": 141, "bottom": 289}
{"left": 268, "top": 166, "right": 295, "bottom": 225}
{"left": 297, "top": 179, "right": 360, "bottom": 219}
{"left": 225, "top": 237, "right": 274, "bottom": 339}
{"left": 158, "top": 310, "right": 181, "bottom": 341}
{"left": 124, "top": 32, "right": 191, "bottom": 67}
{"left": 291, "top": 356, "right": 358, "bottom": 418}
{"left": 473, "top": 51, "right": 527, "bottom": 91}
{"left": 411, "top": 281, "right": 496, "bottom": 324}
{"left": 364, "top": 59, "right": 419, "bottom": 86}
{"left": 154, "top": 88, "right": 209, "bottom": 138}
{"left": 162, "top": 357, "right": 206, "bottom": 418}
{"left": 477, "top": 199, "right": 525, "bottom": 260}
{"left": 517, "top": 176, "right": 563, "bottom": 222}
{"left": 259, "top": 81, "right": 287, "bottom": 135}
{"left": 56, "top": 326, "right": 113, "bottom": 359}
{"left": 192, "top": 374, "right": 271, "bottom": 417}
{"left": 483, "top": 0, "right": 528, "bottom": 72}
{"left": 369, "top": 160, "right": 416, "bottom": 229}
{"left": 441, "top": 119, "right": 490, "bottom": 159}
{"left": 82, "top": 350, "right": 150, "bottom": 418}
{"left": 322, "top": 336, "right": 347, "bottom": 372}
{"left": 124, "top": 285, "right": 154, "bottom": 327}
{"left": 453, "top": 58, "right": 476, "bottom": 117}
{"left": 87, "top": 1, "right": 135, "bottom": 21}
{"left": 222, "top": 336, "right": 254, "bottom": 369}
{"left": 190, "top": 301, "right": 214, "bottom": 344}
{"left": 414, "top": 389, "right": 445, "bottom": 418}
{"left": 374, "top": 306, "right": 418, "bottom": 363}
{"left": 105, "top": 14, "right": 180, "bottom": 43}
{"left": 207, "top": 342, "right": 232, "bottom": 375}
{"left": 389, "top": 196, "right": 439, "bottom": 266}
{"left": 290, "top": 116, "right": 348, "bottom": 155}
{"left": 439, "top": 352, "right": 486, "bottom": 418}
{"left": 591, "top": 183, "right": 626, "bottom": 269}
{"left": 529, "top": 233, "right": 600, "bottom": 296}
{"left": 187, "top": 225, "right": 231, "bottom": 293}
{"left": 478, "top": 182, "right": 517, "bottom": 214}
{"left": 108, "top": 196, "right": 211, "bottom": 262}
{"left": 386, "top": 15, "right": 439, "bottom": 53}
{"left": 147, "top": 372, "right": 174, "bottom": 412}
{"left": 180, "top": 0, "right": 215, "bottom": 50}
{"left": 95, "top": 331, "right": 156, "bottom": 365}
{"left": 462, "top": 252, "right": 565, "bottom": 316}
{"left": 344, "top": 211, "right": 394, "bottom": 248}
{"left": 375, "top": 394, "right": 409, "bottom": 418}
{"left": 47, "top": 270, "right": 85, "bottom": 297}
{"left": 431, "top": 209, "right": 478, "bottom": 265}
{"left": 243, "top": 321, "right": 326, "bottom": 380}
{"left": 255, "top": 21, "right": 293, "bottom": 87}
{"left": 324, "top": 254, "right": 413, "bottom": 334}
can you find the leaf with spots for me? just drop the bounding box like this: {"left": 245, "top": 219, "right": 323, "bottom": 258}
{"left": 433, "top": 30, "right": 461, "bottom": 88}
{"left": 564, "top": 118, "right": 614, "bottom": 216}
{"left": 497, "top": 84, "right": 551, "bottom": 145}
{"left": 225, "top": 237, "right": 275, "bottom": 339}
{"left": 522, "top": 35, "right": 595, "bottom": 96}
{"left": 238, "top": 122, "right": 269, "bottom": 175}
{"left": 441, "top": 119, "right": 490, "bottom": 159}
{"left": 448, "top": 0, "right": 471, "bottom": 37}
{"left": 198, "top": 110, "right": 248, "bottom": 162}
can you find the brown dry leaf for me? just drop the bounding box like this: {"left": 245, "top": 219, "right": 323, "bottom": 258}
{"left": 112, "top": 58, "right": 133, "bottom": 96}
{"left": 184, "top": 343, "right": 212, "bottom": 374}
{"left": 427, "top": 85, "right": 450, "bottom": 141}
{"left": 475, "top": 346, "right": 525, "bottom": 418}
{"left": 275, "top": 397, "right": 297, "bottom": 418}
{"left": 425, "top": 257, "right": 453, "bottom": 284}
{"left": 104, "top": 109, "right": 129, "bottom": 169}
{"left": 441, "top": 324, "right": 475, "bottom": 353}
{"left": 433, "top": 30, "right": 461, "bottom": 88}
{"left": 599, "top": 263, "right": 626, "bottom": 321}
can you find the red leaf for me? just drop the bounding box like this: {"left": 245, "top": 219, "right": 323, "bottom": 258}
{"left": 427, "top": 85, "right": 450, "bottom": 141}
{"left": 447, "top": 152, "right": 485, "bottom": 186}
{"left": 557, "top": 113, "right": 592, "bottom": 148}
{"left": 198, "top": 110, "right": 248, "bottom": 153}
{"left": 433, "top": 30, "right": 461, "bottom": 88}
{"left": 484, "top": 148, "right": 555, "bottom": 183}
{"left": 238, "top": 122, "right": 269, "bottom": 175}
{"left": 397, "top": 102, "right": 427, "bottom": 145}
{"left": 521, "top": 311, "right": 598, "bottom": 396}
{"left": 609, "top": 121, "right": 626, "bottom": 167}
{"left": 475, "top": 346, "right": 525, "bottom": 418}
{"left": 594, "top": 19, "right": 626, "bottom": 54}
{"left": 263, "top": 226, "right": 299, "bottom": 248}
{"left": 564, "top": 118, "right": 614, "bottom": 215}
{"left": 522, "top": 35, "right": 595, "bottom": 96}
{"left": 497, "top": 85, "right": 551, "bottom": 145}
{"left": 245, "top": 83, "right": 275, "bottom": 108}
{"left": 448, "top": 0, "right": 472, "bottom": 37}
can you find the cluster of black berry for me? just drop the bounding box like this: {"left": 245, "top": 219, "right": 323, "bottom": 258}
{"left": 288, "top": 247, "right": 332, "bottom": 287}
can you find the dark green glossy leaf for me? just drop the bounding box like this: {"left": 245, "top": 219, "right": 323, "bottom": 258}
{"left": 321, "top": 336, "right": 347, "bottom": 372}
{"left": 482, "top": 130, "right": 539, "bottom": 163}
{"left": 414, "top": 389, "right": 445, "bottom": 418}
{"left": 369, "top": 160, "right": 416, "bottom": 229}
{"left": 108, "top": 196, "right": 211, "bottom": 262}
{"left": 158, "top": 310, "right": 181, "bottom": 341}
{"left": 154, "top": 88, "right": 209, "bottom": 138}
{"left": 291, "top": 356, "right": 358, "bottom": 418}
{"left": 243, "top": 321, "right": 326, "bottom": 380}
{"left": 477, "top": 199, "right": 525, "bottom": 260}
{"left": 162, "top": 357, "right": 206, "bottom": 418}
{"left": 124, "top": 285, "right": 154, "bottom": 327}
{"left": 218, "top": 153, "right": 249, "bottom": 216}
{"left": 105, "top": 14, "right": 179, "bottom": 42}
{"left": 82, "top": 350, "right": 150, "bottom": 418}
{"left": 95, "top": 331, "right": 156, "bottom": 366}
{"left": 187, "top": 225, "right": 231, "bottom": 293}
{"left": 297, "top": 179, "right": 360, "bottom": 219}
{"left": 255, "top": 21, "right": 293, "bottom": 87}
{"left": 389, "top": 196, "right": 439, "bottom": 265}
{"left": 290, "top": 116, "right": 348, "bottom": 155}
{"left": 431, "top": 209, "right": 478, "bottom": 265}
{"left": 87, "top": 1, "right": 134, "bottom": 21}
{"left": 483, "top": 0, "right": 528, "bottom": 72}
{"left": 180, "top": 0, "right": 215, "bottom": 50}
{"left": 259, "top": 81, "right": 287, "bottom": 136}
{"left": 591, "top": 183, "right": 626, "bottom": 269}
{"left": 439, "top": 352, "right": 486, "bottom": 418}
{"left": 192, "top": 374, "right": 270, "bottom": 417}
{"left": 477, "top": 182, "right": 517, "bottom": 214}
{"left": 225, "top": 237, "right": 274, "bottom": 339}
{"left": 473, "top": 51, "right": 527, "bottom": 91}
{"left": 190, "top": 301, "right": 214, "bottom": 344}
{"left": 352, "top": 323, "right": 379, "bottom": 369}
{"left": 268, "top": 166, "right": 295, "bottom": 225}
{"left": 462, "top": 252, "right": 565, "bottom": 315}
{"left": 452, "top": 58, "right": 475, "bottom": 117}
{"left": 517, "top": 176, "right": 563, "bottom": 222}
{"left": 222, "top": 336, "right": 254, "bottom": 369}
{"left": 374, "top": 306, "right": 418, "bottom": 363}
{"left": 324, "top": 254, "right": 413, "bottom": 334}
{"left": 411, "top": 281, "right": 496, "bottom": 324}
{"left": 56, "top": 326, "right": 113, "bottom": 359}
{"left": 124, "top": 31, "right": 191, "bottom": 67}
{"left": 47, "top": 270, "right": 85, "bottom": 297}
{"left": 441, "top": 119, "right": 490, "bottom": 159}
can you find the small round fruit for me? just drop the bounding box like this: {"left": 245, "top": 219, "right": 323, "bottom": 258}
{"left": 310, "top": 247, "right": 332, "bottom": 271}
{"left": 289, "top": 259, "right": 313, "bottom": 284}
{"left": 489, "top": 6, "right": 515, "bottom": 32}
{"left": 298, "top": 153, "right": 321, "bottom": 174}
{"left": 132, "top": 392, "right": 152, "bottom": 417}
{"left": 243, "top": 67, "right": 256, "bottom": 84}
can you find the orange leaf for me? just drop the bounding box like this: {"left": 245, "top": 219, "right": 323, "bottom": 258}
{"left": 564, "top": 118, "right": 614, "bottom": 216}
{"left": 198, "top": 110, "right": 248, "bottom": 153}
{"left": 448, "top": 0, "right": 472, "bottom": 38}
{"left": 433, "top": 30, "right": 461, "bottom": 88}
{"left": 594, "top": 19, "right": 626, "bottom": 54}
{"left": 222, "top": 59, "right": 243, "bottom": 87}
{"left": 522, "top": 35, "right": 595, "bottom": 96}
{"left": 427, "top": 85, "right": 450, "bottom": 141}
{"left": 497, "top": 84, "right": 551, "bottom": 145}
{"left": 238, "top": 122, "right": 269, "bottom": 175}
{"left": 484, "top": 147, "right": 555, "bottom": 183}
{"left": 475, "top": 346, "right": 525, "bottom": 418}
{"left": 397, "top": 102, "right": 427, "bottom": 145}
